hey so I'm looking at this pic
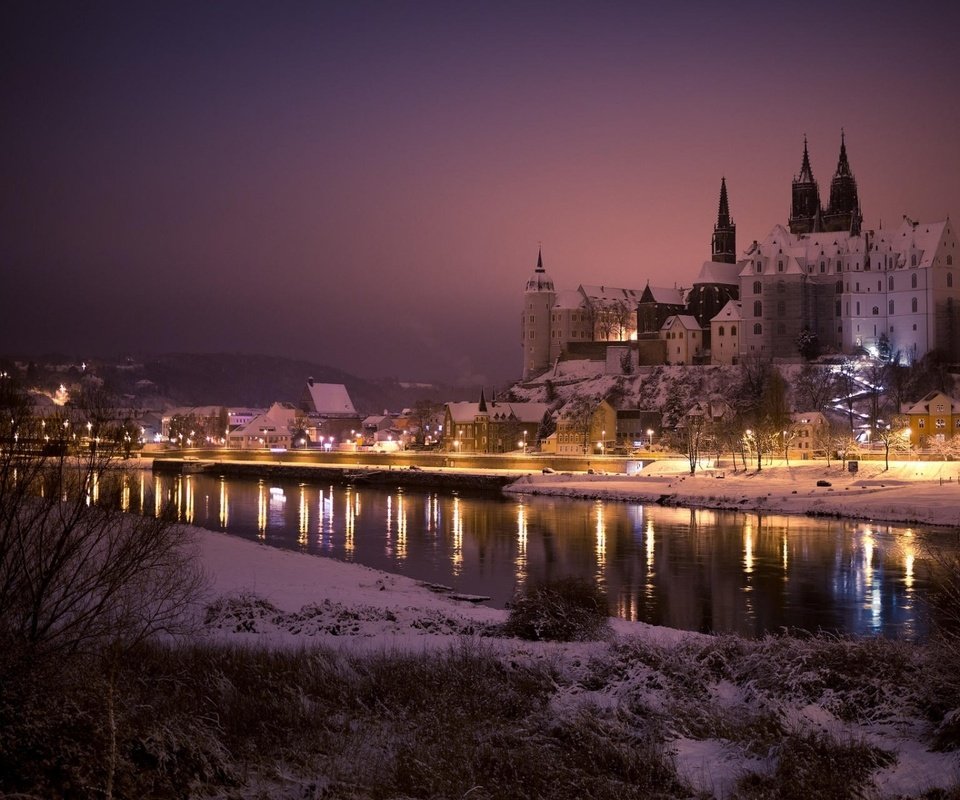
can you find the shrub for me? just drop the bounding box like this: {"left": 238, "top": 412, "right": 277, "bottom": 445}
{"left": 504, "top": 577, "right": 610, "bottom": 642}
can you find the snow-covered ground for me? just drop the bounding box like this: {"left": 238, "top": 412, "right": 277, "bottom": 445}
{"left": 509, "top": 457, "right": 960, "bottom": 529}
{"left": 191, "top": 484, "right": 960, "bottom": 797}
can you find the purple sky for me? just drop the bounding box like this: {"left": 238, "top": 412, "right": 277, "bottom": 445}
{"left": 2, "top": 1, "right": 958, "bottom": 385}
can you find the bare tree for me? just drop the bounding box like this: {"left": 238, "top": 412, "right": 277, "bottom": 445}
{"left": 0, "top": 391, "right": 205, "bottom": 666}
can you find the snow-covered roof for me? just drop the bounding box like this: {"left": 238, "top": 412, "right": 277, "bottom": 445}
{"left": 904, "top": 391, "right": 960, "bottom": 415}
{"left": 235, "top": 402, "right": 298, "bottom": 436}
{"left": 553, "top": 289, "right": 587, "bottom": 310}
{"left": 662, "top": 314, "right": 702, "bottom": 332}
{"left": 710, "top": 299, "right": 742, "bottom": 323}
{"left": 446, "top": 401, "right": 549, "bottom": 425}
{"left": 641, "top": 285, "right": 685, "bottom": 306}
{"left": 579, "top": 285, "right": 644, "bottom": 304}
{"left": 303, "top": 381, "right": 357, "bottom": 416}
{"left": 693, "top": 260, "right": 741, "bottom": 286}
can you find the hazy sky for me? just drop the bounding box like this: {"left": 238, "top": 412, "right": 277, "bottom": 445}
{"left": 3, "top": 1, "right": 958, "bottom": 385}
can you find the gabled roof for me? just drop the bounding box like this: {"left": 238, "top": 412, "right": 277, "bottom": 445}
{"left": 303, "top": 381, "right": 358, "bottom": 416}
{"left": 234, "top": 402, "right": 298, "bottom": 436}
{"left": 446, "top": 401, "right": 550, "bottom": 425}
{"left": 640, "top": 285, "right": 685, "bottom": 306}
{"left": 904, "top": 391, "right": 960, "bottom": 415}
{"left": 693, "top": 260, "right": 741, "bottom": 286}
{"left": 710, "top": 299, "right": 742, "bottom": 323}
{"left": 662, "top": 314, "right": 702, "bottom": 331}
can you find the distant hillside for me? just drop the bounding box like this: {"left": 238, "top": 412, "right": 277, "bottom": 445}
{"left": 2, "top": 353, "right": 484, "bottom": 414}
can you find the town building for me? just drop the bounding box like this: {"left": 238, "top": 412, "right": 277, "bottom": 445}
{"left": 902, "top": 391, "right": 960, "bottom": 448}
{"left": 442, "top": 391, "right": 549, "bottom": 453}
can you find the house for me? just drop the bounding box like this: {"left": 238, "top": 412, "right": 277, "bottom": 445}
{"left": 789, "top": 411, "right": 829, "bottom": 458}
{"left": 902, "top": 391, "right": 960, "bottom": 447}
{"left": 660, "top": 315, "right": 704, "bottom": 365}
{"left": 555, "top": 399, "right": 617, "bottom": 455}
{"left": 710, "top": 300, "right": 742, "bottom": 365}
{"left": 442, "top": 392, "right": 550, "bottom": 453}
{"left": 615, "top": 409, "right": 663, "bottom": 449}
{"left": 299, "top": 378, "right": 363, "bottom": 444}
{"left": 227, "top": 402, "right": 301, "bottom": 450}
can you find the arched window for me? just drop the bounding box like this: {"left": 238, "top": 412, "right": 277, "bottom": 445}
{"left": 755, "top": 261, "right": 762, "bottom": 273}
{"left": 911, "top": 254, "right": 917, "bottom": 267}
{"left": 753, "top": 300, "right": 762, "bottom": 317}
{"left": 777, "top": 301, "right": 786, "bottom": 316}
{"left": 836, "top": 280, "right": 843, "bottom": 294}
{"left": 777, "top": 260, "right": 784, "bottom": 272}
{"left": 820, "top": 261, "right": 826, "bottom": 273}
{"left": 948, "top": 255, "right": 954, "bottom": 266}
{"left": 753, "top": 323, "right": 762, "bottom": 335}
{"left": 872, "top": 306, "right": 879, "bottom": 316}
{"left": 912, "top": 297, "right": 918, "bottom": 313}
{"left": 718, "top": 326, "right": 725, "bottom": 336}
{"left": 949, "top": 273, "right": 954, "bottom": 288}
{"left": 730, "top": 325, "right": 737, "bottom": 336}
{"left": 889, "top": 300, "right": 895, "bottom": 314}
{"left": 888, "top": 276, "right": 894, "bottom": 290}
{"left": 753, "top": 280, "right": 762, "bottom": 294}
{"left": 911, "top": 273, "right": 918, "bottom": 289}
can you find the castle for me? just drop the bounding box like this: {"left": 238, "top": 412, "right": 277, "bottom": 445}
{"left": 521, "top": 135, "right": 959, "bottom": 379}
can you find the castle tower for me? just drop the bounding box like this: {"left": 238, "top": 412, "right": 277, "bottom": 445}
{"left": 521, "top": 246, "right": 556, "bottom": 380}
{"left": 711, "top": 176, "right": 737, "bottom": 263}
{"left": 789, "top": 136, "right": 822, "bottom": 235}
{"left": 823, "top": 130, "right": 862, "bottom": 235}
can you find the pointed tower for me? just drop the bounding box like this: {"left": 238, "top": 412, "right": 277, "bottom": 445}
{"left": 789, "top": 136, "right": 822, "bottom": 235}
{"left": 711, "top": 177, "right": 737, "bottom": 263}
{"left": 823, "top": 130, "right": 862, "bottom": 235}
{"left": 521, "top": 246, "right": 556, "bottom": 380}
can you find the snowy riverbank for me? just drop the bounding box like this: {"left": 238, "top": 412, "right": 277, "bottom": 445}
{"left": 507, "top": 458, "right": 960, "bottom": 529}
{"left": 190, "top": 520, "right": 960, "bottom": 798}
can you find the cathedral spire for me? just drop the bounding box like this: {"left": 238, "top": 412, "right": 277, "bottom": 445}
{"left": 536, "top": 244, "right": 544, "bottom": 272}
{"left": 717, "top": 176, "right": 731, "bottom": 227}
{"left": 823, "top": 129, "right": 861, "bottom": 234}
{"left": 790, "top": 136, "right": 822, "bottom": 235}
{"left": 478, "top": 388, "right": 487, "bottom": 413}
{"left": 799, "top": 135, "right": 815, "bottom": 183}
{"left": 711, "top": 177, "right": 736, "bottom": 263}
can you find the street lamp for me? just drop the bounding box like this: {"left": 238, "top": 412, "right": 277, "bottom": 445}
{"left": 647, "top": 428, "right": 654, "bottom": 448}
{"left": 601, "top": 429, "right": 606, "bottom": 456}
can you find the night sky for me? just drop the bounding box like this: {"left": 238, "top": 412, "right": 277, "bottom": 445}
{"left": 2, "top": 1, "right": 958, "bottom": 385}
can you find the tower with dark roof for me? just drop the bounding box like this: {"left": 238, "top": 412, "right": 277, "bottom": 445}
{"left": 789, "top": 137, "right": 822, "bottom": 235}
{"left": 711, "top": 177, "right": 737, "bottom": 264}
{"left": 822, "top": 131, "right": 862, "bottom": 235}
{"left": 521, "top": 246, "right": 556, "bottom": 380}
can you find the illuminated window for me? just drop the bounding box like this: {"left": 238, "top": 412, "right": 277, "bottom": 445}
{"left": 936, "top": 418, "right": 946, "bottom": 429}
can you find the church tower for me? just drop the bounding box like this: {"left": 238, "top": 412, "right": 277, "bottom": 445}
{"left": 789, "top": 137, "right": 822, "bottom": 235}
{"left": 711, "top": 177, "right": 737, "bottom": 263}
{"left": 521, "top": 247, "right": 556, "bottom": 380}
{"left": 823, "top": 131, "right": 862, "bottom": 235}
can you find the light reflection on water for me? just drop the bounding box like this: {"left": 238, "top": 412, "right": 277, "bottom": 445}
{"left": 130, "top": 471, "right": 954, "bottom": 640}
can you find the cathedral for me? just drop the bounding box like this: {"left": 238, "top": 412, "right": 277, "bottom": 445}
{"left": 521, "top": 135, "right": 959, "bottom": 378}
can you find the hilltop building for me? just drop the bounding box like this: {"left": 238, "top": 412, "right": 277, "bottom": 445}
{"left": 520, "top": 134, "right": 958, "bottom": 375}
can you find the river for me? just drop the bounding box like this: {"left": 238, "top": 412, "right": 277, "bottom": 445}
{"left": 128, "top": 471, "right": 955, "bottom": 639}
